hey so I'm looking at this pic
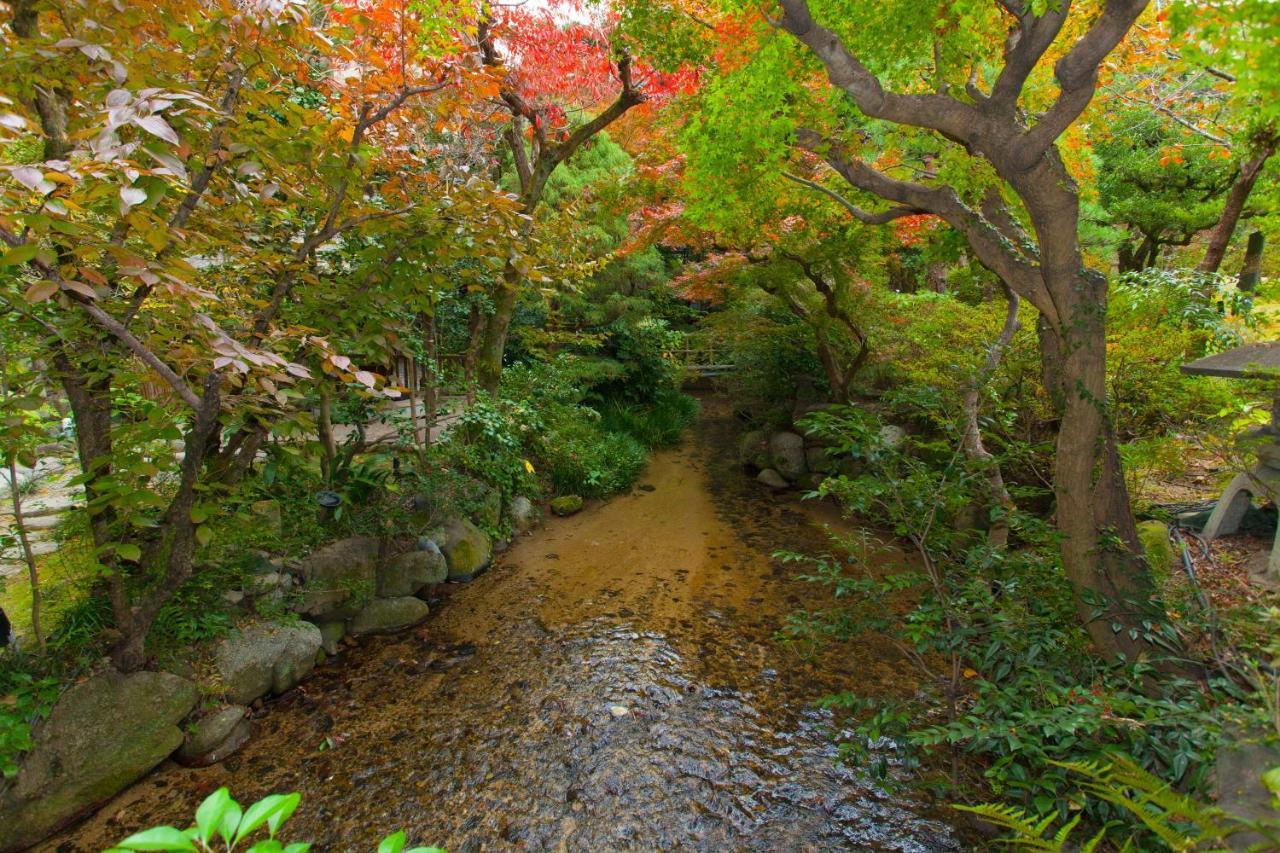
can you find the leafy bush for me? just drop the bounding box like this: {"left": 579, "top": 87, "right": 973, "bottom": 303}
{"left": 960, "top": 754, "right": 1280, "bottom": 850}
{"left": 537, "top": 409, "right": 647, "bottom": 497}
{"left": 790, "top": 403, "right": 1233, "bottom": 839}
{"left": 0, "top": 670, "right": 58, "bottom": 779}
{"left": 597, "top": 388, "right": 698, "bottom": 448}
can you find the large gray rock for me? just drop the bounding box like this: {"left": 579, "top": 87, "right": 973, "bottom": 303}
{"left": 508, "top": 495, "right": 538, "bottom": 533}
{"left": 175, "top": 705, "right": 251, "bottom": 768}
{"left": 0, "top": 670, "right": 197, "bottom": 851}
{"left": 769, "top": 431, "right": 807, "bottom": 482}
{"left": 349, "top": 597, "right": 430, "bottom": 636}
{"left": 214, "top": 621, "right": 322, "bottom": 705}
{"left": 1216, "top": 729, "right": 1280, "bottom": 850}
{"left": 376, "top": 549, "right": 447, "bottom": 597}
{"left": 293, "top": 536, "right": 380, "bottom": 619}
{"left": 440, "top": 517, "right": 492, "bottom": 580}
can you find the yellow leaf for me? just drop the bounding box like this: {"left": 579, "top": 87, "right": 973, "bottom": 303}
{"left": 338, "top": 126, "right": 355, "bottom": 143}
{"left": 523, "top": 459, "right": 535, "bottom": 474}
{"left": 962, "top": 668, "right": 977, "bottom": 678}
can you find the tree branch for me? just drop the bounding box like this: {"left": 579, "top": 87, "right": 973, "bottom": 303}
{"left": 1018, "top": 0, "right": 1150, "bottom": 165}
{"left": 781, "top": 170, "right": 925, "bottom": 224}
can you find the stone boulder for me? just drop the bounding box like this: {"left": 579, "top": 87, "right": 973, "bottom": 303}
{"left": 214, "top": 620, "right": 322, "bottom": 705}
{"left": 768, "top": 431, "right": 808, "bottom": 482}
{"left": 805, "top": 445, "right": 837, "bottom": 475}
{"left": 475, "top": 485, "right": 503, "bottom": 530}
{"left": 879, "top": 424, "right": 907, "bottom": 450}
{"left": 0, "top": 670, "right": 197, "bottom": 851}
{"left": 350, "top": 597, "right": 430, "bottom": 636}
{"left": 757, "top": 468, "right": 790, "bottom": 490}
{"left": 550, "top": 495, "right": 583, "bottom": 517}
{"left": 376, "top": 549, "right": 447, "bottom": 598}
{"left": 293, "top": 536, "right": 380, "bottom": 619}
{"left": 738, "top": 430, "right": 769, "bottom": 469}
{"left": 439, "top": 518, "right": 493, "bottom": 580}
{"left": 316, "top": 620, "right": 346, "bottom": 656}
{"left": 175, "top": 705, "right": 251, "bottom": 768}
{"left": 508, "top": 495, "right": 538, "bottom": 533}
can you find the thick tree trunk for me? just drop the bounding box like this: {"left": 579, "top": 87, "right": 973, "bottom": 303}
{"left": 1237, "top": 230, "right": 1265, "bottom": 292}
{"left": 1041, "top": 274, "right": 1166, "bottom": 661}
{"left": 476, "top": 264, "right": 520, "bottom": 395}
{"left": 1199, "top": 136, "right": 1278, "bottom": 274}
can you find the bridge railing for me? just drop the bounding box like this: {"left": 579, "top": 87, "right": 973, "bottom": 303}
{"left": 677, "top": 330, "right": 734, "bottom": 375}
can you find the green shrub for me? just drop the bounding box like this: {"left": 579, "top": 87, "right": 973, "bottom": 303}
{"left": 597, "top": 388, "right": 698, "bottom": 448}
{"left": 790, "top": 403, "right": 1232, "bottom": 839}
{"left": 538, "top": 411, "right": 647, "bottom": 497}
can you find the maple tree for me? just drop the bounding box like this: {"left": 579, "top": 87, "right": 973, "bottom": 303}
{"left": 0, "top": 0, "right": 524, "bottom": 668}
{"left": 465, "top": 0, "right": 706, "bottom": 392}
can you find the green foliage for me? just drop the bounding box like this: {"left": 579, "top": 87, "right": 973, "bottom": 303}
{"left": 1096, "top": 110, "right": 1237, "bottom": 263}
{"left": 0, "top": 669, "right": 58, "bottom": 779}
{"left": 959, "top": 754, "right": 1280, "bottom": 851}
{"left": 790, "top": 403, "right": 1232, "bottom": 837}
{"left": 106, "top": 787, "right": 445, "bottom": 853}
{"left": 598, "top": 388, "right": 699, "bottom": 449}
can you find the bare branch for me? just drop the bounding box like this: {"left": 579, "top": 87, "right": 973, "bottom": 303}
{"left": 781, "top": 171, "right": 925, "bottom": 224}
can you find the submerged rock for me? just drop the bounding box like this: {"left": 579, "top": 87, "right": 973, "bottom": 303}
{"left": 376, "top": 549, "right": 448, "bottom": 597}
{"left": 214, "top": 620, "right": 322, "bottom": 705}
{"left": 757, "top": 468, "right": 790, "bottom": 490}
{"left": 0, "top": 670, "right": 197, "bottom": 851}
{"left": 768, "top": 432, "right": 807, "bottom": 481}
{"left": 350, "top": 597, "right": 430, "bottom": 636}
{"left": 550, "top": 495, "right": 584, "bottom": 517}
{"left": 176, "top": 705, "right": 251, "bottom": 768}
{"left": 440, "top": 517, "right": 493, "bottom": 580}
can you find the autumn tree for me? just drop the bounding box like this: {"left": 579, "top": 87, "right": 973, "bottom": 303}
{"left": 0, "top": 0, "right": 513, "bottom": 669}
{"left": 468, "top": 0, "right": 703, "bottom": 393}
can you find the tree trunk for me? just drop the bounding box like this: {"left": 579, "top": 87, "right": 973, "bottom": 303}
{"left": 476, "top": 264, "right": 520, "bottom": 395}
{"left": 1199, "top": 135, "right": 1278, "bottom": 274}
{"left": 1041, "top": 274, "right": 1166, "bottom": 661}
{"left": 318, "top": 383, "right": 337, "bottom": 484}
{"left": 111, "top": 375, "right": 222, "bottom": 671}
{"left": 960, "top": 283, "right": 1019, "bottom": 550}
{"left": 1237, "top": 230, "right": 1265, "bottom": 292}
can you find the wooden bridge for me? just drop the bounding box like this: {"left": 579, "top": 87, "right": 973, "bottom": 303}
{"left": 677, "top": 331, "right": 735, "bottom": 379}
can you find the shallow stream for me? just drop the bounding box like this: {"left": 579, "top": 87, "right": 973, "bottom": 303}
{"left": 50, "top": 399, "right": 960, "bottom": 851}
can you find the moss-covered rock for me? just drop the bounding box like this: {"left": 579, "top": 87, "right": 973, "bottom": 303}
{"left": 1138, "top": 519, "right": 1176, "bottom": 581}
{"left": 213, "top": 620, "right": 322, "bottom": 705}
{"left": 376, "top": 548, "right": 447, "bottom": 597}
{"left": 0, "top": 670, "right": 197, "bottom": 850}
{"left": 350, "top": 597, "right": 430, "bottom": 636}
{"left": 550, "top": 495, "right": 584, "bottom": 516}
{"left": 440, "top": 517, "right": 493, "bottom": 580}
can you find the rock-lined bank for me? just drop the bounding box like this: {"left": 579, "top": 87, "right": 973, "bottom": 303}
{"left": 0, "top": 496, "right": 536, "bottom": 852}
{"left": 45, "top": 397, "right": 958, "bottom": 851}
